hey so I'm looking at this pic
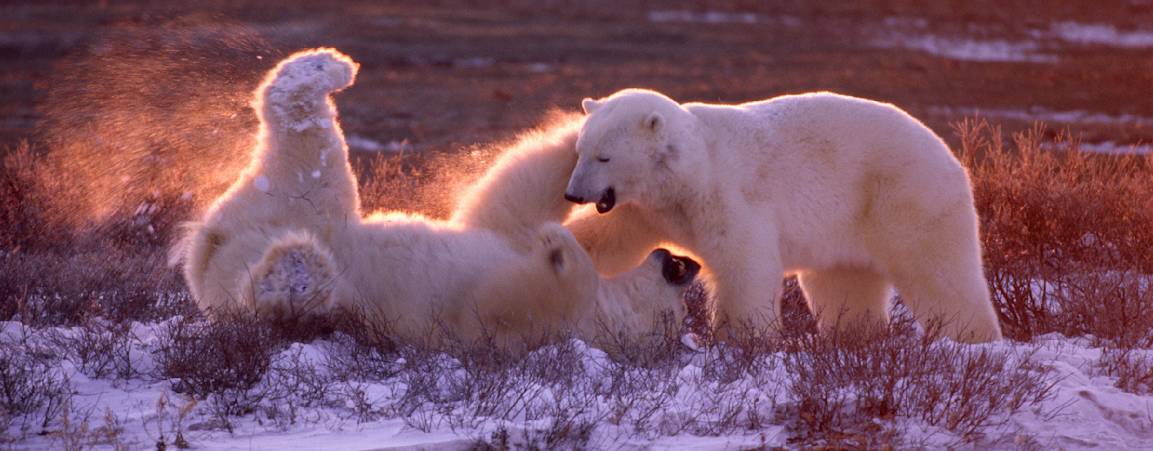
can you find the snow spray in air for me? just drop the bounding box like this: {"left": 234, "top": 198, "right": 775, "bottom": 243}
{"left": 36, "top": 17, "right": 281, "bottom": 236}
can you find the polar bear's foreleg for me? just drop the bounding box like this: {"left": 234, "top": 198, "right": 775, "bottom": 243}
{"left": 709, "top": 238, "right": 785, "bottom": 336}
{"left": 797, "top": 268, "right": 891, "bottom": 335}
{"left": 240, "top": 231, "right": 338, "bottom": 321}
{"left": 253, "top": 49, "right": 361, "bottom": 220}
{"left": 565, "top": 205, "right": 665, "bottom": 276}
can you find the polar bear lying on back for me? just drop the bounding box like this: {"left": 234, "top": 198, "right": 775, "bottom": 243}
{"left": 173, "top": 51, "right": 700, "bottom": 350}
{"left": 561, "top": 89, "right": 1002, "bottom": 343}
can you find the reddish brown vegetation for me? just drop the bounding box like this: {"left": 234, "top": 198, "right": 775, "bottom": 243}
{"left": 957, "top": 119, "right": 1153, "bottom": 347}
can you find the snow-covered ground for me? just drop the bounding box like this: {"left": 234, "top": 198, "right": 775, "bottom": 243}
{"left": 3, "top": 319, "right": 1151, "bottom": 450}
{"left": 872, "top": 17, "right": 1153, "bottom": 63}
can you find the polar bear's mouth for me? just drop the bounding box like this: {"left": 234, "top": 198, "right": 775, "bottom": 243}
{"left": 654, "top": 249, "right": 701, "bottom": 285}
{"left": 595, "top": 187, "right": 616, "bottom": 214}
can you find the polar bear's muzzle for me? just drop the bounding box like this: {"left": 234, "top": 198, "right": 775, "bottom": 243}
{"left": 563, "top": 187, "right": 617, "bottom": 214}
{"left": 653, "top": 248, "right": 701, "bottom": 285}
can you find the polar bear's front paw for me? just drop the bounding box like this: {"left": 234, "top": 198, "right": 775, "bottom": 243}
{"left": 270, "top": 48, "right": 358, "bottom": 96}
{"left": 248, "top": 237, "right": 337, "bottom": 320}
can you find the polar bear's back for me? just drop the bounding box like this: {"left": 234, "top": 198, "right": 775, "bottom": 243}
{"left": 688, "top": 92, "right": 974, "bottom": 270}
{"left": 738, "top": 92, "right": 959, "bottom": 170}
{"left": 692, "top": 91, "right": 969, "bottom": 204}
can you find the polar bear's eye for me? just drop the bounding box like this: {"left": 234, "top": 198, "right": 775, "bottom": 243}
{"left": 596, "top": 156, "right": 610, "bottom": 163}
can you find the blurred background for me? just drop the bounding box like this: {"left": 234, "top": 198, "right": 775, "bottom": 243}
{"left": 4, "top": 0, "right": 1153, "bottom": 155}
{"left": 2, "top": 0, "right": 1153, "bottom": 255}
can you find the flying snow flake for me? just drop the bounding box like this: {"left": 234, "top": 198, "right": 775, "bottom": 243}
{"left": 254, "top": 175, "right": 271, "bottom": 193}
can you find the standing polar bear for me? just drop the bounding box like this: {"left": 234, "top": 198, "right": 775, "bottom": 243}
{"left": 172, "top": 50, "right": 700, "bottom": 351}
{"left": 563, "top": 89, "right": 1002, "bottom": 343}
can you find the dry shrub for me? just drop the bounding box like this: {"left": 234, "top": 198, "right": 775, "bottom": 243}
{"left": 47, "top": 318, "right": 139, "bottom": 380}
{"left": 0, "top": 341, "right": 72, "bottom": 438}
{"left": 778, "top": 317, "right": 1053, "bottom": 448}
{"left": 0, "top": 246, "right": 194, "bottom": 326}
{"left": 590, "top": 311, "right": 687, "bottom": 368}
{"left": 957, "top": 119, "right": 1153, "bottom": 344}
{"left": 320, "top": 316, "right": 402, "bottom": 383}
{"left": 151, "top": 309, "right": 365, "bottom": 430}
{"left": 1, "top": 143, "right": 196, "bottom": 327}
{"left": 154, "top": 314, "right": 284, "bottom": 427}
{"left": 1098, "top": 347, "right": 1153, "bottom": 395}
{"left": 353, "top": 147, "right": 493, "bottom": 219}
{"left": 0, "top": 143, "right": 64, "bottom": 252}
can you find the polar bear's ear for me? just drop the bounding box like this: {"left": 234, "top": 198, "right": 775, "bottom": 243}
{"left": 581, "top": 98, "right": 601, "bottom": 115}
{"left": 644, "top": 112, "right": 664, "bottom": 133}
{"left": 548, "top": 248, "right": 567, "bottom": 273}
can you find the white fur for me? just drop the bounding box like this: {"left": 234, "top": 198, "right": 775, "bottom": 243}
{"left": 565, "top": 89, "right": 1002, "bottom": 343}
{"left": 173, "top": 52, "right": 691, "bottom": 351}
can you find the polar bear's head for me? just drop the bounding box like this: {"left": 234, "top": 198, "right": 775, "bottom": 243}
{"left": 598, "top": 248, "right": 701, "bottom": 335}
{"left": 533, "top": 223, "right": 699, "bottom": 340}
{"left": 565, "top": 89, "right": 705, "bottom": 214}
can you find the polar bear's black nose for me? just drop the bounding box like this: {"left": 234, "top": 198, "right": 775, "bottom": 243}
{"left": 564, "top": 192, "right": 585, "bottom": 204}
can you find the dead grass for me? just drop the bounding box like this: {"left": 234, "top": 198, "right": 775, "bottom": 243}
{"left": 0, "top": 339, "right": 72, "bottom": 439}
{"left": 1098, "top": 347, "right": 1153, "bottom": 395}
{"left": 777, "top": 317, "right": 1053, "bottom": 448}
{"left": 47, "top": 318, "right": 139, "bottom": 380}
{"left": 957, "top": 119, "right": 1153, "bottom": 346}
{"left": 153, "top": 313, "right": 284, "bottom": 430}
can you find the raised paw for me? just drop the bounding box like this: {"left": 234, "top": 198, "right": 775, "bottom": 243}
{"left": 245, "top": 233, "right": 337, "bottom": 320}
{"left": 266, "top": 48, "right": 359, "bottom": 98}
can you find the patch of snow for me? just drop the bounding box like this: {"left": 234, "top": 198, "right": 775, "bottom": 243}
{"left": 343, "top": 134, "right": 385, "bottom": 152}
{"left": 1053, "top": 141, "right": 1153, "bottom": 155}
{"left": 881, "top": 16, "right": 929, "bottom": 30}
{"left": 454, "top": 57, "right": 495, "bottom": 69}
{"left": 927, "top": 106, "right": 1153, "bottom": 127}
{"left": 648, "top": 10, "right": 759, "bottom": 24}
{"left": 525, "top": 62, "right": 553, "bottom": 73}
{"left": 384, "top": 139, "right": 412, "bottom": 153}
{"left": 873, "top": 33, "right": 1056, "bottom": 63}
{"left": 253, "top": 175, "right": 270, "bottom": 193}
{"left": 5, "top": 319, "right": 1153, "bottom": 449}
{"left": 1051, "top": 21, "right": 1153, "bottom": 48}
{"left": 347, "top": 135, "right": 411, "bottom": 153}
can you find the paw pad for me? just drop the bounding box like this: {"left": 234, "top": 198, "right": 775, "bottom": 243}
{"left": 252, "top": 242, "right": 335, "bottom": 318}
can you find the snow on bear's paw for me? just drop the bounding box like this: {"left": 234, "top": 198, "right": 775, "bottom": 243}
{"left": 265, "top": 48, "right": 358, "bottom": 99}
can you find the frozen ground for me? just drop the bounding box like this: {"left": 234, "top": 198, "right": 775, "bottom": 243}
{"left": 3, "top": 320, "right": 1151, "bottom": 450}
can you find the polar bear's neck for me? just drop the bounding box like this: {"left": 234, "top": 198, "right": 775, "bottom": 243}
{"left": 583, "top": 282, "right": 639, "bottom": 339}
